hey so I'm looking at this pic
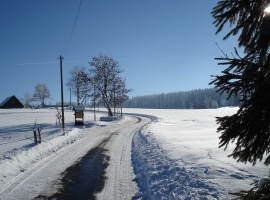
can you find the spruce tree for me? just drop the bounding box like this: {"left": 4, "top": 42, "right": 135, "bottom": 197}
{"left": 212, "top": 0, "right": 270, "bottom": 57}
{"left": 211, "top": 0, "right": 270, "bottom": 198}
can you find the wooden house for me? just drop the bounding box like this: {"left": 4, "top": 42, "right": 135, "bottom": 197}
{"left": 0, "top": 95, "right": 24, "bottom": 108}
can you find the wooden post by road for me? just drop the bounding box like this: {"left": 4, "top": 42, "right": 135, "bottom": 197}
{"left": 59, "top": 55, "right": 65, "bottom": 131}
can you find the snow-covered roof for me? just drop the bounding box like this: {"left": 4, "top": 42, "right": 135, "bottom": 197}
{"left": 73, "top": 106, "right": 85, "bottom": 111}
{"left": 0, "top": 95, "right": 13, "bottom": 107}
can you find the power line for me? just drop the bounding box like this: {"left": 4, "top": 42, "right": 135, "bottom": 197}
{"left": 64, "top": 0, "right": 83, "bottom": 57}
{"left": 17, "top": 1, "right": 83, "bottom": 67}
{"left": 18, "top": 62, "right": 59, "bottom": 66}
{"left": 17, "top": 60, "right": 87, "bottom": 66}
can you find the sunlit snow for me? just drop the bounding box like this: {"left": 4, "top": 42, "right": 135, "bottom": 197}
{"left": 0, "top": 107, "right": 268, "bottom": 199}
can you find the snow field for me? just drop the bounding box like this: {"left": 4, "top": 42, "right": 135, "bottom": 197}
{"left": 124, "top": 108, "right": 269, "bottom": 199}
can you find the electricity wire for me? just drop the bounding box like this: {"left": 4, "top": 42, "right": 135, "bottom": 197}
{"left": 17, "top": 1, "right": 83, "bottom": 66}
{"left": 18, "top": 60, "right": 87, "bottom": 66}
{"left": 64, "top": 0, "right": 83, "bottom": 57}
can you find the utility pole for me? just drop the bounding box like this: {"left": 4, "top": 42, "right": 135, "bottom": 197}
{"left": 59, "top": 55, "right": 65, "bottom": 131}
{"left": 114, "top": 83, "right": 115, "bottom": 116}
{"left": 69, "top": 88, "right": 71, "bottom": 110}
{"left": 94, "top": 83, "right": 96, "bottom": 121}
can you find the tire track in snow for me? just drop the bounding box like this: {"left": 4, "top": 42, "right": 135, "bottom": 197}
{"left": 43, "top": 136, "right": 112, "bottom": 199}
{"left": 96, "top": 116, "right": 150, "bottom": 200}
{"left": 46, "top": 116, "right": 147, "bottom": 199}
{"left": 30, "top": 116, "right": 148, "bottom": 200}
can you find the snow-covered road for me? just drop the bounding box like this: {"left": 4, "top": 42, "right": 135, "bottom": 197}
{"left": 0, "top": 114, "right": 150, "bottom": 200}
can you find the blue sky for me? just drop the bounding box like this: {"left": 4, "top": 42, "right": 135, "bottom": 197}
{"left": 0, "top": 0, "right": 241, "bottom": 105}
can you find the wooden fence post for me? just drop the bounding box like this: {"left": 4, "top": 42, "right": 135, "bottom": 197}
{"left": 37, "top": 128, "right": 42, "bottom": 143}
{"left": 33, "top": 129, "right": 37, "bottom": 145}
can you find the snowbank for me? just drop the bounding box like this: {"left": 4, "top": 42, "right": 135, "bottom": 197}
{"left": 132, "top": 126, "right": 227, "bottom": 199}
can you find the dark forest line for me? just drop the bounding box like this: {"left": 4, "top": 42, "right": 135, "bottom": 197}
{"left": 123, "top": 88, "right": 241, "bottom": 109}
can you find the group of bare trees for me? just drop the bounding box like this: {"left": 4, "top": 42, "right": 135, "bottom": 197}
{"left": 23, "top": 83, "right": 51, "bottom": 108}
{"left": 66, "top": 54, "right": 132, "bottom": 116}
{"left": 21, "top": 54, "right": 131, "bottom": 113}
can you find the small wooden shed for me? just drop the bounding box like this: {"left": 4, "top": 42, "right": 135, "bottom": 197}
{"left": 0, "top": 95, "right": 24, "bottom": 109}
{"left": 73, "top": 106, "right": 85, "bottom": 126}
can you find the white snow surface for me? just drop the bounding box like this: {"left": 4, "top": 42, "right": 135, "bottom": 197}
{"left": 0, "top": 107, "right": 268, "bottom": 199}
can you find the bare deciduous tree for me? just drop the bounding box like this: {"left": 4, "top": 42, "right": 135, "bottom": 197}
{"left": 88, "top": 54, "right": 132, "bottom": 116}
{"left": 23, "top": 92, "right": 33, "bottom": 108}
{"left": 66, "top": 66, "right": 91, "bottom": 106}
{"left": 33, "top": 83, "right": 51, "bottom": 108}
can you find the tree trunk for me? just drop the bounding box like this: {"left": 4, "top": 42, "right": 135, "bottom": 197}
{"left": 107, "top": 107, "right": 113, "bottom": 116}
{"left": 77, "top": 88, "right": 80, "bottom": 106}
{"left": 104, "top": 102, "right": 113, "bottom": 116}
{"left": 76, "top": 80, "right": 80, "bottom": 106}
{"left": 42, "top": 99, "right": 45, "bottom": 108}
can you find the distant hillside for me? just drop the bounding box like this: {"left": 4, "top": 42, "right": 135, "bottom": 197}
{"left": 123, "top": 88, "right": 241, "bottom": 109}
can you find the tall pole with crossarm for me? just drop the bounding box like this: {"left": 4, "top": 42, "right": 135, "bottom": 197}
{"left": 59, "top": 55, "right": 65, "bottom": 131}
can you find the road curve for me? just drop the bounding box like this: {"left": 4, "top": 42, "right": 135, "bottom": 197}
{"left": 1, "top": 115, "right": 150, "bottom": 200}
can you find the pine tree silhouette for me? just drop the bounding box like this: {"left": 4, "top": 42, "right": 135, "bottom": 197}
{"left": 211, "top": 1, "right": 270, "bottom": 198}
